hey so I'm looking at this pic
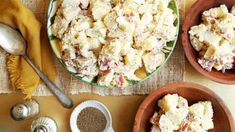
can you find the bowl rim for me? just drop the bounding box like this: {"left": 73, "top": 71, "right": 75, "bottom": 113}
{"left": 133, "top": 82, "right": 235, "bottom": 132}
{"left": 46, "top": 0, "right": 180, "bottom": 89}
{"left": 70, "top": 100, "right": 113, "bottom": 131}
{"left": 182, "top": 0, "right": 235, "bottom": 85}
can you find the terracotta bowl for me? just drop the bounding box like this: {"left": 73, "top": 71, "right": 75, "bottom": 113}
{"left": 133, "top": 82, "right": 234, "bottom": 132}
{"left": 182, "top": 0, "right": 235, "bottom": 84}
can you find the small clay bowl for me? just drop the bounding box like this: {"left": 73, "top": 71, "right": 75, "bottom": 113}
{"left": 133, "top": 82, "right": 234, "bottom": 132}
{"left": 182, "top": 0, "right": 235, "bottom": 84}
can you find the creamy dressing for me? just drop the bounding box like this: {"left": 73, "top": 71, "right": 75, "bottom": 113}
{"left": 52, "top": 0, "right": 177, "bottom": 87}
{"left": 189, "top": 5, "right": 235, "bottom": 72}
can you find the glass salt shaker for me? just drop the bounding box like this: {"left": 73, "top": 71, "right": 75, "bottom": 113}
{"left": 31, "top": 116, "right": 57, "bottom": 132}
{"left": 10, "top": 99, "right": 39, "bottom": 121}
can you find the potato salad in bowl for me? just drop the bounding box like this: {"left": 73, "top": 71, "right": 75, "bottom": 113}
{"left": 47, "top": 0, "right": 179, "bottom": 88}
{"left": 189, "top": 5, "right": 235, "bottom": 72}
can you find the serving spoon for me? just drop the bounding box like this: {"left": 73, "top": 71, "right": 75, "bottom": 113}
{"left": 0, "top": 23, "right": 73, "bottom": 108}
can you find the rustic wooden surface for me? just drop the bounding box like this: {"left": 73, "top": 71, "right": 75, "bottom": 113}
{"left": 0, "top": 0, "right": 234, "bottom": 132}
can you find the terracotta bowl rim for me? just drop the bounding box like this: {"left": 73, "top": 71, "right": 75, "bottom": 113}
{"left": 181, "top": 0, "right": 235, "bottom": 84}
{"left": 133, "top": 82, "right": 235, "bottom": 132}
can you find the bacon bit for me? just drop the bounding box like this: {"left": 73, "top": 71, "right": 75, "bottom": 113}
{"left": 117, "top": 74, "right": 125, "bottom": 87}
{"left": 204, "top": 14, "right": 216, "bottom": 24}
{"left": 180, "top": 122, "right": 189, "bottom": 131}
{"left": 62, "top": 51, "right": 65, "bottom": 56}
{"left": 114, "top": 62, "right": 118, "bottom": 66}
{"left": 101, "top": 58, "right": 110, "bottom": 67}
{"left": 150, "top": 117, "right": 160, "bottom": 126}
{"left": 79, "top": 10, "right": 92, "bottom": 17}
{"left": 111, "top": 4, "right": 115, "bottom": 8}
{"left": 99, "top": 69, "right": 111, "bottom": 76}
{"left": 158, "top": 110, "right": 165, "bottom": 115}
{"left": 210, "top": 19, "right": 216, "bottom": 24}
{"left": 75, "top": 46, "right": 81, "bottom": 52}
{"left": 78, "top": 55, "right": 87, "bottom": 61}
{"left": 177, "top": 120, "right": 189, "bottom": 132}
{"left": 133, "top": 45, "right": 142, "bottom": 50}
{"left": 124, "top": 12, "right": 134, "bottom": 17}
{"left": 150, "top": 112, "right": 161, "bottom": 126}
{"left": 219, "top": 28, "right": 226, "bottom": 34}
{"left": 61, "top": 49, "right": 70, "bottom": 60}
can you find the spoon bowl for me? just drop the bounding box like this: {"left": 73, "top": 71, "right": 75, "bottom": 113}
{"left": 0, "top": 23, "right": 73, "bottom": 108}
{"left": 0, "top": 23, "right": 26, "bottom": 55}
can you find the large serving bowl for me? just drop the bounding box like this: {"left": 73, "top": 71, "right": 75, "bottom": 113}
{"left": 46, "top": 0, "right": 180, "bottom": 88}
{"left": 133, "top": 82, "right": 234, "bottom": 132}
{"left": 182, "top": 0, "right": 235, "bottom": 84}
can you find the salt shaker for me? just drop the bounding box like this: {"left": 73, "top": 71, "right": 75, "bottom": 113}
{"left": 31, "top": 116, "right": 57, "bottom": 132}
{"left": 10, "top": 99, "right": 39, "bottom": 121}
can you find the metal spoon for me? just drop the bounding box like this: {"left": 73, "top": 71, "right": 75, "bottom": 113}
{"left": 0, "top": 23, "right": 73, "bottom": 108}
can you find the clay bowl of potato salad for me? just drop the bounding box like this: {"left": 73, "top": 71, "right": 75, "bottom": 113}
{"left": 46, "top": 0, "right": 179, "bottom": 88}
{"left": 133, "top": 82, "right": 235, "bottom": 132}
{"left": 182, "top": 0, "right": 235, "bottom": 84}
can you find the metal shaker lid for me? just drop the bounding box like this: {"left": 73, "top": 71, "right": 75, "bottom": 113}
{"left": 31, "top": 117, "right": 57, "bottom": 132}
{"left": 10, "top": 104, "right": 28, "bottom": 121}
{"left": 33, "top": 125, "right": 48, "bottom": 132}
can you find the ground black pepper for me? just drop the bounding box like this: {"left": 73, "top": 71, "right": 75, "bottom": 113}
{"left": 77, "top": 107, "right": 107, "bottom": 132}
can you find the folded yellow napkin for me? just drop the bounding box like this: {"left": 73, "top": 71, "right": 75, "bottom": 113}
{"left": 0, "top": 0, "right": 56, "bottom": 98}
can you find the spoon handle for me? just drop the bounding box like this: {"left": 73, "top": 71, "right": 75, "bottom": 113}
{"left": 23, "top": 55, "right": 73, "bottom": 108}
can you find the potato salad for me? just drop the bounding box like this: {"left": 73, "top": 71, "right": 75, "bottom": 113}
{"left": 189, "top": 5, "right": 235, "bottom": 72}
{"left": 51, "top": 0, "right": 177, "bottom": 87}
{"left": 150, "top": 94, "right": 214, "bottom": 132}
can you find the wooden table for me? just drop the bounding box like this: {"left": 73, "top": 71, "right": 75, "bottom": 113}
{"left": 0, "top": 93, "right": 145, "bottom": 131}
{"left": 0, "top": 0, "right": 234, "bottom": 131}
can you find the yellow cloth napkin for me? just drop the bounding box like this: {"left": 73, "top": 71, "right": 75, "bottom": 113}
{"left": 0, "top": 0, "right": 56, "bottom": 98}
